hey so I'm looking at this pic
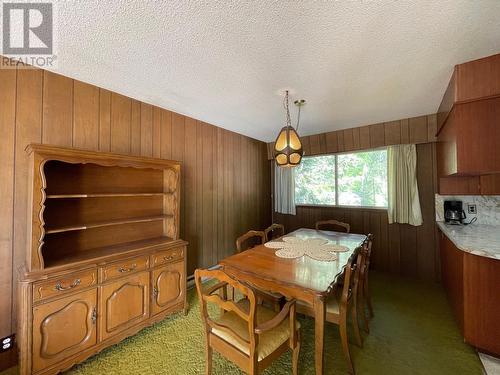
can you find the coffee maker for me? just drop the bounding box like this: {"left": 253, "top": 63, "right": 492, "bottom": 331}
{"left": 444, "top": 200, "right": 466, "bottom": 225}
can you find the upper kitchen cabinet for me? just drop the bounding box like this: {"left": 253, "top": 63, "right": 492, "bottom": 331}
{"left": 437, "top": 53, "right": 500, "bottom": 193}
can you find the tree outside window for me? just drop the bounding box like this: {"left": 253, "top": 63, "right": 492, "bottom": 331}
{"left": 294, "top": 149, "right": 387, "bottom": 208}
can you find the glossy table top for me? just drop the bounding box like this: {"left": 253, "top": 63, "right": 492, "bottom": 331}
{"left": 220, "top": 228, "right": 367, "bottom": 295}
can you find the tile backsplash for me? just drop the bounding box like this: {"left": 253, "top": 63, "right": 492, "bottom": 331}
{"left": 435, "top": 194, "right": 500, "bottom": 225}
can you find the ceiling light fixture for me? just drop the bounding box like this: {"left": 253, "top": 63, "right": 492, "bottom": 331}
{"left": 274, "top": 90, "right": 305, "bottom": 167}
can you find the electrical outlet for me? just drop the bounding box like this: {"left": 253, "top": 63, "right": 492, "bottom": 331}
{"left": 467, "top": 204, "right": 477, "bottom": 214}
{"left": 0, "top": 334, "right": 15, "bottom": 352}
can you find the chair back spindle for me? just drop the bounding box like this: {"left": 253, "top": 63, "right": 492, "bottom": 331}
{"left": 194, "top": 269, "right": 259, "bottom": 354}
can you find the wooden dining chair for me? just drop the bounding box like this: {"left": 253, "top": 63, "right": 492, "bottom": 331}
{"left": 315, "top": 219, "right": 351, "bottom": 233}
{"left": 264, "top": 223, "right": 285, "bottom": 242}
{"left": 359, "top": 234, "right": 374, "bottom": 333}
{"left": 236, "top": 230, "right": 266, "bottom": 253}
{"left": 297, "top": 246, "right": 363, "bottom": 374}
{"left": 236, "top": 230, "right": 282, "bottom": 311}
{"left": 194, "top": 268, "right": 301, "bottom": 375}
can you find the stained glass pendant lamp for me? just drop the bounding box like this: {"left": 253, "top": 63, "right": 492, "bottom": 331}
{"left": 274, "top": 90, "right": 305, "bottom": 167}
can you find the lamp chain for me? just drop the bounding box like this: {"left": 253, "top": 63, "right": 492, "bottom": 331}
{"left": 296, "top": 103, "right": 302, "bottom": 131}
{"left": 283, "top": 90, "right": 292, "bottom": 128}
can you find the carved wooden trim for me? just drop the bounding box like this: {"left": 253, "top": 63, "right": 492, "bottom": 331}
{"left": 34, "top": 270, "right": 97, "bottom": 302}
{"left": 35, "top": 159, "right": 48, "bottom": 269}
{"left": 105, "top": 282, "right": 147, "bottom": 333}
{"left": 26, "top": 143, "right": 181, "bottom": 171}
{"left": 40, "top": 300, "right": 94, "bottom": 359}
{"left": 155, "top": 270, "right": 182, "bottom": 307}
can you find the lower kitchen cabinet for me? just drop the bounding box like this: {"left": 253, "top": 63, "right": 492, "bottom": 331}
{"left": 151, "top": 261, "right": 186, "bottom": 316}
{"left": 439, "top": 231, "right": 500, "bottom": 356}
{"left": 440, "top": 234, "right": 464, "bottom": 331}
{"left": 32, "top": 289, "right": 98, "bottom": 372}
{"left": 99, "top": 271, "right": 150, "bottom": 341}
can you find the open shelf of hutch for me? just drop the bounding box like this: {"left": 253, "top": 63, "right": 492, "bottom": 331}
{"left": 18, "top": 144, "right": 188, "bottom": 375}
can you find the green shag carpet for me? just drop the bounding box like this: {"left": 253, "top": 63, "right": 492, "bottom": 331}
{"left": 2, "top": 272, "right": 483, "bottom": 374}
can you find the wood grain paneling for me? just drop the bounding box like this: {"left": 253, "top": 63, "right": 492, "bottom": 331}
{"left": 110, "top": 93, "right": 131, "bottom": 154}
{"left": 416, "top": 143, "right": 438, "bottom": 280}
{"left": 325, "top": 131, "right": 338, "bottom": 153}
{"left": 13, "top": 67, "right": 43, "bottom": 335}
{"left": 369, "top": 123, "right": 385, "bottom": 148}
{"left": 439, "top": 176, "right": 480, "bottom": 195}
{"left": 400, "top": 118, "right": 410, "bottom": 144}
{"left": 0, "top": 63, "right": 271, "bottom": 362}
{"left": 0, "top": 68, "right": 16, "bottom": 338}
{"left": 42, "top": 71, "right": 73, "bottom": 147}
{"left": 436, "top": 54, "right": 500, "bottom": 196}
{"left": 463, "top": 252, "right": 500, "bottom": 355}
{"left": 359, "top": 126, "right": 371, "bottom": 149}
{"left": 480, "top": 174, "right": 500, "bottom": 195}
{"left": 140, "top": 103, "right": 153, "bottom": 157}
{"left": 384, "top": 120, "right": 401, "bottom": 145}
{"left": 273, "top": 143, "right": 439, "bottom": 281}
{"left": 309, "top": 134, "right": 321, "bottom": 155}
{"left": 409, "top": 116, "right": 428, "bottom": 144}
{"left": 456, "top": 53, "right": 500, "bottom": 102}
{"left": 152, "top": 107, "right": 161, "bottom": 158}
{"left": 440, "top": 234, "right": 464, "bottom": 331}
{"left": 73, "top": 81, "right": 99, "bottom": 151}
{"left": 98, "top": 89, "right": 111, "bottom": 152}
{"left": 161, "top": 110, "right": 174, "bottom": 160}
{"left": 343, "top": 128, "right": 355, "bottom": 151}
{"left": 437, "top": 67, "right": 457, "bottom": 132}
{"left": 130, "top": 100, "right": 141, "bottom": 156}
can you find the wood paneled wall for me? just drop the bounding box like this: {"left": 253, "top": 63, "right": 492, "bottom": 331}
{"left": 272, "top": 123, "right": 440, "bottom": 282}
{"left": 267, "top": 113, "right": 437, "bottom": 158}
{"left": 0, "top": 65, "right": 271, "bottom": 342}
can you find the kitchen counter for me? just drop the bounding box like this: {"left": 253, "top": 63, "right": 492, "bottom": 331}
{"left": 436, "top": 221, "right": 500, "bottom": 260}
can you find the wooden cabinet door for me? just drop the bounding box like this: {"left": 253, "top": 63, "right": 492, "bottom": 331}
{"left": 32, "top": 288, "right": 97, "bottom": 372}
{"left": 99, "top": 271, "right": 150, "bottom": 341}
{"left": 440, "top": 233, "right": 464, "bottom": 332}
{"left": 151, "top": 261, "right": 185, "bottom": 315}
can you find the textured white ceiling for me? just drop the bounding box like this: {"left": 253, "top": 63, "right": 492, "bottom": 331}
{"left": 51, "top": 1, "right": 500, "bottom": 141}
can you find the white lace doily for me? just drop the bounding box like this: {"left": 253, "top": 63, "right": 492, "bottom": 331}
{"left": 265, "top": 237, "right": 349, "bottom": 261}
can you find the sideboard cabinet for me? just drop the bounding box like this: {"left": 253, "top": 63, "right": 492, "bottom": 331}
{"left": 18, "top": 144, "right": 188, "bottom": 375}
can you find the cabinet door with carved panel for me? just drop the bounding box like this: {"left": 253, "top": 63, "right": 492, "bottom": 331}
{"left": 99, "top": 271, "right": 150, "bottom": 341}
{"left": 32, "top": 288, "right": 97, "bottom": 372}
{"left": 151, "top": 261, "right": 185, "bottom": 316}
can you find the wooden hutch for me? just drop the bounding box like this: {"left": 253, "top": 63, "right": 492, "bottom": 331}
{"left": 17, "top": 144, "right": 188, "bottom": 375}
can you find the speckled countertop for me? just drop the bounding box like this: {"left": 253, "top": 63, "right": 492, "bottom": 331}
{"left": 437, "top": 222, "right": 500, "bottom": 260}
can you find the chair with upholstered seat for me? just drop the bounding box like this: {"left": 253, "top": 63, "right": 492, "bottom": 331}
{"left": 264, "top": 223, "right": 285, "bottom": 242}
{"left": 359, "top": 234, "right": 374, "bottom": 333}
{"left": 236, "top": 230, "right": 283, "bottom": 311}
{"left": 315, "top": 219, "right": 350, "bottom": 233}
{"left": 297, "top": 246, "right": 364, "bottom": 374}
{"left": 194, "top": 268, "right": 301, "bottom": 375}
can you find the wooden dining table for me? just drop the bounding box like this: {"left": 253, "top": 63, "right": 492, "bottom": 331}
{"left": 219, "top": 228, "right": 367, "bottom": 375}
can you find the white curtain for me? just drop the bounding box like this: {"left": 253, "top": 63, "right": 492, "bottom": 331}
{"left": 274, "top": 164, "right": 296, "bottom": 215}
{"left": 387, "top": 144, "right": 423, "bottom": 226}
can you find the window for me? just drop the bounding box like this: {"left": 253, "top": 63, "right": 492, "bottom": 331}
{"left": 294, "top": 155, "right": 336, "bottom": 205}
{"left": 294, "top": 149, "right": 388, "bottom": 208}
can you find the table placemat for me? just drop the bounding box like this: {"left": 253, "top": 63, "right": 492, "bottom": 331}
{"left": 265, "top": 236, "right": 346, "bottom": 261}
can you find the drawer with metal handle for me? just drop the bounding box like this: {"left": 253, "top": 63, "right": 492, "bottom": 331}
{"left": 33, "top": 269, "right": 97, "bottom": 302}
{"left": 100, "top": 256, "right": 149, "bottom": 282}
{"left": 151, "top": 247, "right": 184, "bottom": 268}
